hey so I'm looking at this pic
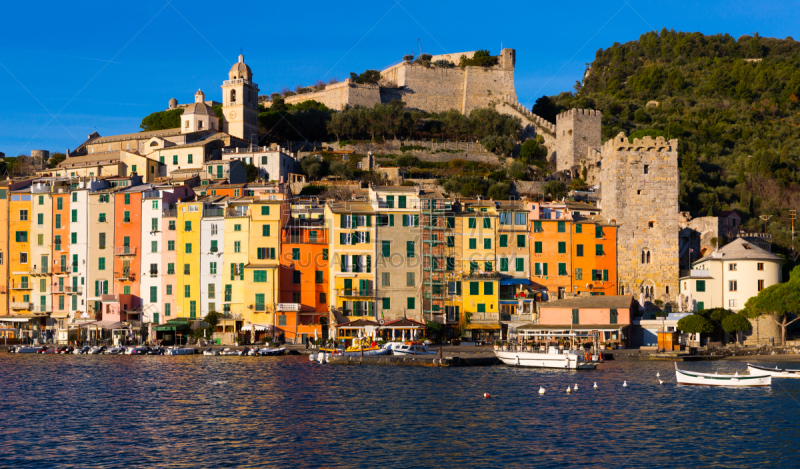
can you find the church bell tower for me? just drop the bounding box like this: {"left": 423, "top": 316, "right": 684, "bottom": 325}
{"left": 222, "top": 54, "right": 259, "bottom": 144}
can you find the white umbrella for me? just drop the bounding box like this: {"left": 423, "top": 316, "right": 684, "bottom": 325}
{"left": 392, "top": 329, "right": 396, "bottom": 340}
{"left": 402, "top": 330, "right": 406, "bottom": 341}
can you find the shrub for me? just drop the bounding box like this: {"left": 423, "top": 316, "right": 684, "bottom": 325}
{"left": 459, "top": 50, "right": 498, "bottom": 68}
{"left": 542, "top": 180, "right": 568, "bottom": 199}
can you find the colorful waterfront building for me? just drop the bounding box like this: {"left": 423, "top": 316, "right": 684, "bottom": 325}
{"left": 29, "top": 181, "right": 54, "bottom": 319}
{"left": 279, "top": 199, "right": 328, "bottom": 344}
{"left": 87, "top": 185, "right": 115, "bottom": 317}
{"left": 9, "top": 185, "right": 34, "bottom": 318}
{"left": 161, "top": 198, "right": 178, "bottom": 324}
{"left": 199, "top": 196, "right": 225, "bottom": 321}
{"left": 327, "top": 201, "right": 376, "bottom": 322}
{"left": 176, "top": 198, "right": 203, "bottom": 320}
{"left": 223, "top": 199, "right": 250, "bottom": 328}
{"left": 51, "top": 182, "right": 71, "bottom": 318}
{"left": 244, "top": 198, "right": 282, "bottom": 337}
{"left": 495, "top": 201, "right": 534, "bottom": 319}
{"left": 112, "top": 184, "right": 146, "bottom": 318}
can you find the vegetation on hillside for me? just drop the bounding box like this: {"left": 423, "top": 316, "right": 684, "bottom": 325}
{"left": 538, "top": 30, "right": 800, "bottom": 259}
{"left": 140, "top": 108, "right": 183, "bottom": 131}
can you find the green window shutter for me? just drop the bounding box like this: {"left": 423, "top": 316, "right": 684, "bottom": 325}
{"left": 469, "top": 239, "right": 476, "bottom": 249}
{"left": 262, "top": 224, "right": 270, "bottom": 237}
{"left": 150, "top": 286, "right": 158, "bottom": 303}
{"left": 484, "top": 238, "right": 491, "bottom": 249}
{"left": 557, "top": 221, "right": 565, "bottom": 232}
{"left": 398, "top": 196, "right": 406, "bottom": 208}
{"left": 534, "top": 221, "right": 542, "bottom": 232}
{"left": 543, "top": 263, "right": 548, "bottom": 276}
{"left": 470, "top": 282, "right": 479, "bottom": 295}
{"left": 322, "top": 249, "right": 328, "bottom": 261}
{"left": 603, "top": 270, "right": 609, "bottom": 281}
{"left": 517, "top": 235, "right": 525, "bottom": 247}
{"left": 596, "top": 244, "right": 603, "bottom": 256}
{"left": 340, "top": 215, "right": 346, "bottom": 228}
{"left": 576, "top": 223, "right": 582, "bottom": 234}
{"left": 500, "top": 258, "right": 509, "bottom": 272}
{"left": 261, "top": 206, "right": 269, "bottom": 215}
{"left": 483, "top": 218, "right": 490, "bottom": 229}
{"left": 406, "top": 241, "right": 415, "bottom": 258}
{"left": 499, "top": 235, "right": 507, "bottom": 247}
{"left": 447, "top": 217, "right": 455, "bottom": 228}
{"left": 470, "top": 261, "right": 478, "bottom": 273}
{"left": 516, "top": 258, "right": 524, "bottom": 272}
{"left": 366, "top": 256, "right": 371, "bottom": 273}
{"left": 577, "top": 245, "right": 584, "bottom": 257}
{"left": 447, "top": 236, "right": 454, "bottom": 247}
{"left": 696, "top": 280, "right": 705, "bottom": 292}
{"left": 484, "top": 282, "right": 494, "bottom": 295}
{"left": 575, "top": 268, "right": 582, "bottom": 280}
{"left": 382, "top": 241, "right": 390, "bottom": 257}
{"left": 382, "top": 298, "right": 390, "bottom": 309}
{"left": 98, "top": 258, "right": 105, "bottom": 270}
{"left": 558, "top": 263, "right": 567, "bottom": 276}
{"left": 407, "top": 297, "right": 415, "bottom": 309}
{"left": 484, "top": 261, "right": 492, "bottom": 271}
{"left": 292, "top": 248, "right": 300, "bottom": 260}
{"left": 535, "top": 241, "right": 542, "bottom": 254}
{"left": 239, "top": 263, "right": 244, "bottom": 280}
{"left": 124, "top": 193, "right": 130, "bottom": 205}
{"left": 558, "top": 242, "right": 566, "bottom": 254}
{"left": 366, "top": 215, "right": 371, "bottom": 227}
{"left": 610, "top": 309, "right": 618, "bottom": 325}
{"left": 697, "top": 301, "right": 705, "bottom": 311}
{"left": 230, "top": 263, "right": 235, "bottom": 280}
{"left": 402, "top": 215, "right": 408, "bottom": 227}
{"left": 469, "top": 218, "right": 476, "bottom": 229}
{"left": 572, "top": 309, "right": 579, "bottom": 325}
{"left": 596, "top": 226, "right": 603, "bottom": 238}
{"left": 477, "top": 304, "right": 486, "bottom": 313}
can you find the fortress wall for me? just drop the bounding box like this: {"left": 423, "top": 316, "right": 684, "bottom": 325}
{"left": 345, "top": 84, "right": 382, "bottom": 108}
{"left": 380, "top": 62, "right": 408, "bottom": 86}
{"left": 396, "top": 64, "right": 466, "bottom": 113}
{"left": 463, "top": 66, "right": 517, "bottom": 114}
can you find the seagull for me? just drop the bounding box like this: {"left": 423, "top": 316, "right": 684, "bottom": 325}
{"left": 656, "top": 372, "right": 661, "bottom": 378}
{"left": 659, "top": 379, "right": 664, "bottom": 385}
{"left": 566, "top": 386, "right": 572, "bottom": 393}
{"left": 539, "top": 387, "right": 546, "bottom": 395}
{"left": 593, "top": 382, "right": 597, "bottom": 389}
{"left": 623, "top": 381, "right": 628, "bottom": 387}
{"left": 574, "top": 383, "right": 579, "bottom": 391}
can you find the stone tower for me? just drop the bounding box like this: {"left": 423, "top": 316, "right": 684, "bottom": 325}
{"left": 554, "top": 109, "right": 602, "bottom": 175}
{"left": 222, "top": 54, "right": 259, "bottom": 144}
{"left": 599, "top": 133, "right": 679, "bottom": 302}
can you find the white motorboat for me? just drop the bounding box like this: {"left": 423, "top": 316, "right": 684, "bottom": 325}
{"left": 88, "top": 346, "right": 105, "bottom": 354}
{"left": 202, "top": 348, "right": 221, "bottom": 356}
{"left": 125, "top": 346, "right": 148, "bottom": 355}
{"left": 309, "top": 352, "right": 330, "bottom": 363}
{"left": 675, "top": 365, "right": 771, "bottom": 387}
{"left": 104, "top": 346, "right": 126, "bottom": 355}
{"left": 12, "top": 346, "right": 44, "bottom": 354}
{"left": 747, "top": 363, "right": 800, "bottom": 378}
{"left": 392, "top": 343, "right": 435, "bottom": 356}
{"left": 494, "top": 346, "right": 599, "bottom": 370}
{"left": 218, "top": 348, "right": 241, "bottom": 356}
{"left": 254, "top": 347, "right": 286, "bottom": 356}
{"left": 164, "top": 347, "right": 195, "bottom": 356}
{"left": 73, "top": 346, "right": 91, "bottom": 355}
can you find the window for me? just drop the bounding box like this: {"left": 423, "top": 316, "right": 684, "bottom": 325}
{"left": 315, "top": 270, "right": 324, "bottom": 284}
{"left": 575, "top": 268, "right": 583, "bottom": 280}
{"left": 484, "top": 238, "right": 491, "bottom": 249}
{"left": 558, "top": 242, "right": 566, "bottom": 254}
{"left": 15, "top": 231, "right": 28, "bottom": 243}
{"left": 516, "top": 258, "right": 524, "bottom": 272}
{"left": 596, "top": 244, "right": 604, "bottom": 256}
{"left": 124, "top": 193, "right": 130, "bottom": 205}
{"left": 57, "top": 198, "right": 63, "bottom": 210}
{"left": 483, "top": 218, "right": 491, "bottom": 229}
{"left": 533, "top": 221, "right": 543, "bottom": 233}
{"left": 729, "top": 280, "right": 738, "bottom": 292}
{"left": 151, "top": 241, "right": 158, "bottom": 253}
{"left": 183, "top": 285, "right": 191, "bottom": 298}
{"left": 190, "top": 301, "right": 197, "bottom": 318}
{"left": 55, "top": 214, "right": 61, "bottom": 229}
{"left": 123, "top": 211, "right": 130, "bottom": 223}
{"left": 210, "top": 240, "right": 218, "bottom": 252}
{"left": 407, "top": 297, "right": 415, "bottom": 309}
{"left": 469, "top": 282, "right": 479, "bottom": 295}
{"left": 167, "top": 241, "right": 175, "bottom": 251}
{"left": 696, "top": 280, "right": 706, "bottom": 292}
{"left": 595, "top": 226, "right": 603, "bottom": 238}
{"left": 187, "top": 154, "right": 193, "bottom": 164}
{"left": 534, "top": 263, "right": 548, "bottom": 276}
{"left": 499, "top": 235, "right": 508, "bottom": 248}
{"left": 71, "top": 232, "right": 77, "bottom": 244}
{"left": 185, "top": 243, "right": 192, "bottom": 254}
{"left": 322, "top": 249, "right": 328, "bottom": 261}
{"left": 254, "top": 270, "right": 268, "bottom": 283}
{"left": 209, "top": 262, "right": 217, "bottom": 274}
{"left": 534, "top": 241, "right": 542, "bottom": 254}
{"left": 447, "top": 236, "right": 455, "bottom": 247}
{"left": 485, "top": 261, "right": 492, "bottom": 271}
{"left": 98, "top": 258, "right": 105, "bottom": 271}
{"left": 757, "top": 262, "right": 764, "bottom": 271}
{"left": 166, "top": 284, "right": 173, "bottom": 295}
{"left": 758, "top": 279, "right": 765, "bottom": 291}
{"left": 477, "top": 304, "right": 486, "bottom": 313}
{"left": 558, "top": 221, "right": 565, "bottom": 233}
{"left": 468, "top": 238, "right": 476, "bottom": 250}
{"left": 406, "top": 241, "right": 415, "bottom": 258}
{"left": 576, "top": 224, "right": 582, "bottom": 234}
{"left": 484, "top": 282, "right": 493, "bottom": 295}
{"left": 37, "top": 234, "right": 43, "bottom": 246}
{"left": 99, "top": 213, "right": 106, "bottom": 223}
{"left": 558, "top": 263, "right": 567, "bottom": 276}
{"left": 729, "top": 263, "right": 737, "bottom": 271}
{"left": 728, "top": 299, "right": 738, "bottom": 308}
{"left": 320, "top": 292, "right": 327, "bottom": 304}
{"left": 572, "top": 309, "right": 580, "bottom": 325}
{"left": 517, "top": 235, "right": 525, "bottom": 247}
{"left": 515, "top": 213, "right": 527, "bottom": 226}
{"left": 643, "top": 164, "right": 649, "bottom": 175}
{"left": 641, "top": 250, "right": 651, "bottom": 264}
{"left": 500, "top": 258, "right": 509, "bottom": 272}
{"left": 183, "top": 264, "right": 191, "bottom": 275}
{"left": 211, "top": 224, "right": 218, "bottom": 236}
{"left": 381, "top": 298, "right": 391, "bottom": 310}
{"left": 168, "top": 220, "right": 176, "bottom": 231}
{"left": 234, "top": 241, "right": 241, "bottom": 253}
{"left": 468, "top": 218, "right": 477, "bottom": 229}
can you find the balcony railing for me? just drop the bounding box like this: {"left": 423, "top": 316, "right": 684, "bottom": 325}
{"left": 115, "top": 246, "right": 137, "bottom": 256}
{"left": 10, "top": 302, "right": 32, "bottom": 310}
{"left": 64, "top": 286, "right": 83, "bottom": 295}
{"left": 162, "top": 209, "right": 177, "bottom": 218}
{"left": 469, "top": 312, "right": 500, "bottom": 323}
{"left": 203, "top": 208, "right": 225, "bottom": 218}
{"left": 336, "top": 289, "right": 374, "bottom": 297}
{"left": 508, "top": 313, "right": 533, "bottom": 322}
{"left": 226, "top": 209, "right": 249, "bottom": 218}
{"left": 34, "top": 304, "right": 51, "bottom": 313}
{"left": 378, "top": 201, "right": 420, "bottom": 209}
{"left": 277, "top": 303, "right": 301, "bottom": 312}
{"left": 116, "top": 270, "right": 135, "bottom": 281}
{"left": 30, "top": 266, "right": 51, "bottom": 275}
{"left": 10, "top": 282, "right": 32, "bottom": 290}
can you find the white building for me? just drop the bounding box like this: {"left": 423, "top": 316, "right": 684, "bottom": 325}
{"left": 200, "top": 199, "right": 225, "bottom": 317}
{"left": 140, "top": 188, "right": 165, "bottom": 326}
{"left": 679, "top": 238, "right": 783, "bottom": 312}
{"left": 69, "top": 184, "right": 89, "bottom": 324}
{"left": 221, "top": 147, "right": 298, "bottom": 182}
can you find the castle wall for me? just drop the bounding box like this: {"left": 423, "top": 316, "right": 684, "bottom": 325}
{"left": 391, "top": 64, "right": 466, "bottom": 113}
{"left": 600, "top": 134, "right": 679, "bottom": 301}
{"left": 463, "top": 66, "right": 517, "bottom": 114}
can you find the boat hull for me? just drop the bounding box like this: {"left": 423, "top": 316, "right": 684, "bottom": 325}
{"left": 164, "top": 348, "right": 195, "bottom": 356}
{"left": 676, "top": 370, "right": 771, "bottom": 386}
{"left": 319, "top": 348, "right": 390, "bottom": 357}
{"left": 494, "top": 350, "right": 598, "bottom": 370}
{"left": 747, "top": 364, "right": 800, "bottom": 378}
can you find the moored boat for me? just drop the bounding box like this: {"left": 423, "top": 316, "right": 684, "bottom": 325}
{"left": 392, "top": 342, "right": 435, "bottom": 356}
{"left": 13, "top": 346, "right": 44, "bottom": 354}
{"left": 125, "top": 346, "right": 148, "bottom": 355}
{"left": 164, "top": 347, "right": 195, "bottom": 356}
{"left": 675, "top": 365, "right": 771, "bottom": 387}
{"left": 254, "top": 346, "right": 286, "bottom": 356}
{"left": 747, "top": 363, "right": 800, "bottom": 378}
{"left": 494, "top": 346, "right": 599, "bottom": 370}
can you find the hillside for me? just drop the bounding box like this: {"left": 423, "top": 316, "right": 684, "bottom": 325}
{"left": 537, "top": 30, "right": 800, "bottom": 259}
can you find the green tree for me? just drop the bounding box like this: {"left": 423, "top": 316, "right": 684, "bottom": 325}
{"left": 487, "top": 182, "right": 511, "bottom": 199}
{"left": 741, "top": 266, "right": 800, "bottom": 345}
{"left": 245, "top": 163, "right": 259, "bottom": 183}
{"left": 48, "top": 152, "right": 66, "bottom": 168}
{"left": 721, "top": 313, "right": 752, "bottom": 344}
{"left": 140, "top": 108, "right": 183, "bottom": 131}
{"left": 300, "top": 155, "right": 329, "bottom": 180}
{"left": 677, "top": 314, "right": 714, "bottom": 345}
{"left": 481, "top": 135, "right": 515, "bottom": 156}
{"left": 519, "top": 137, "right": 547, "bottom": 163}
{"left": 542, "top": 180, "right": 568, "bottom": 200}
{"left": 330, "top": 162, "right": 353, "bottom": 180}
{"left": 508, "top": 160, "right": 528, "bottom": 180}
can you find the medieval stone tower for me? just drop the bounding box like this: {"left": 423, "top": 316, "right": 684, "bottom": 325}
{"left": 222, "top": 54, "right": 259, "bottom": 144}
{"left": 599, "top": 133, "right": 679, "bottom": 302}
{"left": 554, "top": 108, "right": 603, "bottom": 175}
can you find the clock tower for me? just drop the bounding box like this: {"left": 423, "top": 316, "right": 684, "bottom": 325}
{"left": 222, "top": 54, "right": 259, "bottom": 144}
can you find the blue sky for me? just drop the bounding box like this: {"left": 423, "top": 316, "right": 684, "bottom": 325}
{"left": 1, "top": 0, "right": 797, "bottom": 156}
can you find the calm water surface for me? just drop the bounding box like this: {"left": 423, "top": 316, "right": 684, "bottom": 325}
{"left": 0, "top": 354, "right": 798, "bottom": 468}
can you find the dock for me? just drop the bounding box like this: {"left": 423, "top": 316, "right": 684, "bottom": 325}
{"left": 327, "top": 355, "right": 498, "bottom": 367}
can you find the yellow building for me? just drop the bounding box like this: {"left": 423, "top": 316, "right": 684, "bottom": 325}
{"left": 326, "top": 202, "right": 376, "bottom": 321}
{"left": 245, "top": 199, "right": 284, "bottom": 330}
{"left": 461, "top": 273, "right": 501, "bottom": 341}
{"left": 9, "top": 188, "right": 34, "bottom": 316}
{"left": 223, "top": 201, "right": 250, "bottom": 327}
{"left": 48, "top": 150, "right": 161, "bottom": 182}
{"left": 456, "top": 201, "right": 498, "bottom": 275}
{"left": 176, "top": 200, "right": 203, "bottom": 318}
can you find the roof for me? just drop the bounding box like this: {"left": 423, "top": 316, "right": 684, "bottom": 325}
{"left": 517, "top": 323, "right": 629, "bottom": 331}
{"left": 327, "top": 201, "right": 375, "bottom": 213}
{"left": 158, "top": 131, "right": 230, "bottom": 150}
{"left": 183, "top": 102, "right": 216, "bottom": 116}
{"left": 337, "top": 319, "right": 379, "bottom": 327}
{"left": 566, "top": 201, "right": 600, "bottom": 211}
{"left": 693, "top": 238, "right": 783, "bottom": 264}
{"left": 381, "top": 318, "right": 426, "bottom": 328}
{"left": 57, "top": 151, "right": 124, "bottom": 168}
{"left": 372, "top": 186, "right": 418, "bottom": 193}
{"left": 496, "top": 201, "right": 527, "bottom": 210}
{"left": 231, "top": 54, "right": 252, "bottom": 75}
{"left": 538, "top": 295, "right": 635, "bottom": 310}
{"left": 92, "top": 128, "right": 182, "bottom": 144}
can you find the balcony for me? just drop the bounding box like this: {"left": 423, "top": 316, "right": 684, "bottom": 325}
{"left": 469, "top": 312, "right": 500, "bottom": 323}
{"left": 33, "top": 304, "right": 52, "bottom": 313}
{"left": 226, "top": 209, "right": 249, "bottom": 218}
{"left": 116, "top": 270, "right": 135, "bottom": 281}
{"left": 30, "top": 266, "right": 51, "bottom": 275}
{"left": 115, "top": 246, "right": 137, "bottom": 256}
{"left": 277, "top": 303, "right": 302, "bottom": 312}
{"left": 336, "top": 289, "right": 375, "bottom": 297}
{"left": 64, "top": 286, "right": 83, "bottom": 295}
{"left": 55, "top": 266, "right": 72, "bottom": 275}
{"left": 378, "top": 201, "right": 419, "bottom": 209}
{"left": 143, "top": 190, "right": 161, "bottom": 199}
{"left": 10, "top": 282, "right": 32, "bottom": 290}
{"left": 203, "top": 208, "right": 225, "bottom": 218}
{"left": 162, "top": 209, "right": 177, "bottom": 218}
{"left": 10, "top": 302, "right": 33, "bottom": 310}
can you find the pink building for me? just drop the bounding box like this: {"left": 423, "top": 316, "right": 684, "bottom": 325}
{"left": 536, "top": 295, "right": 636, "bottom": 346}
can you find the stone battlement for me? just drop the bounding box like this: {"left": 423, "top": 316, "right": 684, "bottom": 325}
{"left": 602, "top": 133, "right": 678, "bottom": 154}
{"left": 556, "top": 108, "right": 602, "bottom": 121}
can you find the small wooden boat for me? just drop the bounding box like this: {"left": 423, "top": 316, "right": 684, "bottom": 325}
{"left": 747, "top": 363, "right": 800, "bottom": 379}
{"left": 675, "top": 364, "right": 771, "bottom": 387}
{"left": 253, "top": 346, "right": 286, "bottom": 356}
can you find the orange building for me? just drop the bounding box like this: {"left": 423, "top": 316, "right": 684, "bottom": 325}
{"left": 529, "top": 216, "right": 618, "bottom": 300}
{"left": 113, "top": 187, "right": 143, "bottom": 313}
{"left": 52, "top": 189, "right": 71, "bottom": 316}
{"left": 278, "top": 213, "right": 329, "bottom": 344}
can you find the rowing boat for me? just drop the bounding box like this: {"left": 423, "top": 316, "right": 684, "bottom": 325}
{"left": 747, "top": 363, "right": 800, "bottom": 379}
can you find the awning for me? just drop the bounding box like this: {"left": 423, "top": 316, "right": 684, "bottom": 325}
{"left": 499, "top": 279, "right": 532, "bottom": 285}
{"left": 50, "top": 313, "right": 70, "bottom": 319}
{"left": 241, "top": 324, "right": 273, "bottom": 332}
{"left": 153, "top": 319, "right": 193, "bottom": 332}
{"left": 79, "top": 320, "right": 121, "bottom": 330}
{"left": 466, "top": 324, "right": 502, "bottom": 330}
{"left": 0, "top": 318, "right": 30, "bottom": 323}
